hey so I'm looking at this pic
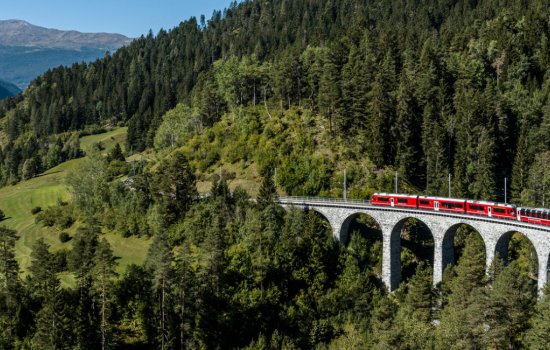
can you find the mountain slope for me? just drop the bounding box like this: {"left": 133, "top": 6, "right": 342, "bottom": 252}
{"left": 0, "top": 44, "right": 110, "bottom": 88}
{"left": 0, "top": 20, "right": 132, "bottom": 88}
{"left": 0, "top": 19, "right": 131, "bottom": 50}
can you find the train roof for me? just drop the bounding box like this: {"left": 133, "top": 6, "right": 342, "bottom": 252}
{"left": 418, "top": 195, "right": 466, "bottom": 202}
{"left": 518, "top": 207, "right": 550, "bottom": 212}
{"left": 373, "top": 193, "right": 417, "bottom": 197}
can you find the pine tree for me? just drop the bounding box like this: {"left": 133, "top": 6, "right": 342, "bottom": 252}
{"left": 0, "top": 227, "right": 18, "bottom": 292}
{"left": 394, "top": 262, "right": 434, "bottom": 349}
{"left": 318, "top": 50, "right": 341, "bottom": 134}
{"left": 69, "top": 225, "right": 100, "bottom": 349}
{"left": 368, "top": 293, "right": 400, "bottom": 349}
{"left": 523, "top": 285, "right": 550, "bottom": 349}
{"left": 481, "top": 261, "right": 536, "bottom": 349}
{"left": 152, "top": 152, "right": 197, "bottom": 226}
{"left": 29, "top": 239, "right": 69, "bottom": 350}
{"left": 147, "top": 231, "right": 175, "bottom": 349}
{"left": 394, "top": 67, "right": 422, "bottom": 186}
{"left": 107, "top": 143, "right": 125, "bottom": 162}
{"left": 91, "top": 239, "right": 118, "bottom": 350}
{"left": 436, "top": 233, "right": 486, "bottom": 349}
{"left": 257, "top": 168, "right": 278, "bottom": 210}
{"left": 0, "top": 227, "right": 20, "bottom": 347}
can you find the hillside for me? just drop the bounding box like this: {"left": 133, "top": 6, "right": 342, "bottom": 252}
{"left": 0, "top": 20, "right": 131, "bottom": 88}
{"left": 1, "top": 0, "right": 549, "bottom": 207}
{"left": 0, "top": 127, "right": 150, "bottom": 284}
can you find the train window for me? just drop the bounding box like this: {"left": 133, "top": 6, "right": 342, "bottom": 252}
{"left": 521, "top": 209, "right": 525, "bottom": 215}
{"left": 493, "top": 208, "right": 505, "bottom": 213}
{"left": 378, "top": 197, "right": 389, "bottom": 202}
{"left": 419, "top": 199, "right": 430, "bottom": 205}
{"left": 470, "top": 205, "right": 484, "bottom": 211}
{"left": 398, "top": 198, "right": 408, "bottom": 203}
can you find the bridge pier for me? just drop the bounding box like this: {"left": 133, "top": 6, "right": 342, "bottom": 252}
{"left": 535, "top": 245, "right": 549, "bottom": 294}
{"left": 433, "top": 234, "right": 454, "bottom": 287}
{"left": 382, "top": 225, "right": 401, "bottom": 291}
{"left": 538, "top": 255, "right": 548, "bottom": 293}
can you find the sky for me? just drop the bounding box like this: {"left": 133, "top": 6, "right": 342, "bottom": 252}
{"left": 1, "top": 0, "right": 237, "bottom": 38}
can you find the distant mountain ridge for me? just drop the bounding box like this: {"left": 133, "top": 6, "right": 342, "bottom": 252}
{"left": 0, "top": 19, "right": 131, "bottom": 50}
{"left": 0, "top": 78, "right": 20, "bottom": 99}
{"left": 0, "top": 20, "right": 133, "bottom": 88}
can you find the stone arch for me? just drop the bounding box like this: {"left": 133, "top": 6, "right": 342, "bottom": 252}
{"left": 441, "top": 223, "right": 487, "bottom": 275}
{"left": 388, "top": 217, "right": 435, "bottom": 289}
{"left": 494, "top": 231, "right": 514, "bottom": 264}
{"left": 339, "top": 212, "right": 383, "bottom": 246}
{"left": 495, "top": 230, "right": 539, "bottom": 283}
{"left": 304, "top": 207, "right": 335, "bottom": 238}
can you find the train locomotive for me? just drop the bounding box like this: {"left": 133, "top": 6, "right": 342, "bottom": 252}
{"left": 371, "top": 193, "right": 550, "bottom": 227}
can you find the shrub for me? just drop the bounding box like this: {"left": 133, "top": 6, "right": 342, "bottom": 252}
{"left": 107, "top": 160, "right": 130, "bottom": 180}
{"left": 59, "top": 232, "right": 72, "bottom": 243}
{"left": 35, "top": 205, "right": 75, "bottom": 229}
{"left": 31, "top": 206, "right": 42, "bottom": 215}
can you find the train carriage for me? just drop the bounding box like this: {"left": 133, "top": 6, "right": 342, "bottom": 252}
{"left": 370, "top": 193, "right": 542, "bottom": 226}
{"left": 371, "top": 193, "right": 417, "bottom": 208}
{"left": 417, "top": 196, "right": 466, "bottom": 213}
{"left": 518, "top": 208, "right": 550, "bottom": 226}
{"left": 465, "top": 200, "right": 516, "bottom": 220}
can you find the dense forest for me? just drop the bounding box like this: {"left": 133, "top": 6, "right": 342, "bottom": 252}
{"left": 0, "top": 0, "right": 549, "bottom": 205}
{"left": 1, "top": 157, "right": 549, "bottom": 349}
{"left": 2, "top": 0, "right": 550, "bottom": 348}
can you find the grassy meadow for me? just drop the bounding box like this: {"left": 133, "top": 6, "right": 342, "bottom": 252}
{"left": 0, "top": 127, "right": 150, "bottom": 286}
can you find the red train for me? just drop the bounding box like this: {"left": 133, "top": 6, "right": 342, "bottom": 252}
{"left": 518, "top": 207, "right": 550, "bottom": 226}
{"left": 371, "top": 193, "right": 550, "bottom": 227}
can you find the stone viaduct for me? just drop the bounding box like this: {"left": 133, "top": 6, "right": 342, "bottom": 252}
{"left": 278, "top": 197, "right": 550, "bottom": 294}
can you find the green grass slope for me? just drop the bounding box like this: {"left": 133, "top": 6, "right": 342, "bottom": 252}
{"left": 0, "top": 127, "right": 150, "bottom": 284}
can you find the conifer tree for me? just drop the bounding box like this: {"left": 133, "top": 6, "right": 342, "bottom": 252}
{"left": 523, "top": 285, "right": 550, "bottom": 349}
{"left": 394, "top": 262, "right": 434, "bottom": 349}
{"left": 29, "top": 239, "right": 69, "bottom": 350}
{"left": 107, "top": 143, "right": 125, "bottom": 162}
{"left": 395, "top": 67, "right": 422, "bottom": 186}
{"left": 69, "top": 225, "right": 100, "bottom": 349}
{"left": 368, "top": 293, "right": 400, "bottom": 349}
{"left": 436, "top": 233, "right": 486, "bottom": 349}
{"left": 92, "top": 239, "right": 118, "bottom": 350}
{"left": 257, "top": 168, "right": 278, "bottom": 210}
{"left": 0, "top": 227, "right": 20, "bottom": 347}
{"left": 152, "top": 152, "right": 197, "bottom": 226}
{"left": 147, "top": 231, "right": 175, "bottom": 349}
{"left": 481, "top": 261, "right": 536, "bottom": 349}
